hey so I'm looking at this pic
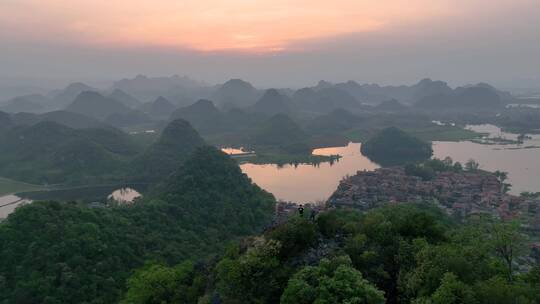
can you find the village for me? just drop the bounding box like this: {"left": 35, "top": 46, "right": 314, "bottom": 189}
{"left": 275, "top": 166, "right": 540, "bottom": 228}
{"left": 326, "top": 167, "right": 540, "bottom": 259}
{"left": 327, "top": 167, "right": 538, "bottom": 219}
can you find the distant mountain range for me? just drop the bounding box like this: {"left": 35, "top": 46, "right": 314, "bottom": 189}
{"left": 415, "top": 86, "right": 503, "bottom": 111}
{"left": 139, "top": 96, "right": 177, "bottom": 119}
{"left": 212, "top": 78, "right": 260, "bottom": 108}
{"left": 251, "top": 89, "right": 293, "bottom": 115}
{"left": 0, "top": 114, "right": 208, "bottom": 184}
{"left": 66, "top": 91, "right": 131, "bottom": 120}
{"left": 108, "top": 89, "right": 142, "bottom": 108}
{"left": 0, "top": 120, "right": 138, "bottom": 184}
{"left": 170, "top": 99, "right": 222, "bottom": 133}
{"left": 0, "top": 75, "right": 519, "bottom": 129}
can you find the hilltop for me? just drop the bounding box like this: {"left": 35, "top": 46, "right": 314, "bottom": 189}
{"left": 213, "top": 78, "right": 259, "bottom": 108}
{"left": 415, "top": 86, "right": 503, "bottom": 111}
{"left": 0, "top": 94, "right": 50, "bottom": 113}
{"left": 0, "top": 121, "right": 137, "bottom": 184}
{"left": 250, "top": 114, "right": 310, "bottom": 154}
{"left": 66, "top": 91, "right": 131, "bottom": 120}
{"left": 361, "top": 127, "right": 433, "bottom": 165}
{"left": 108, "top": 89, "right": 142, "bottom": 109}
{"left": 132, "top": 119, "right": 206, "bottom": 181}
{"left": 251, "top": 89, "right": 293, "bottom": 115}
{"left": 170, "top": 99, "right": 223, "bottom": 133}
{"left": 293, "top": 87, "right": 359, "bottom": 113}
{"left": 139, "top": 96, "right": 176, "bottom": 119}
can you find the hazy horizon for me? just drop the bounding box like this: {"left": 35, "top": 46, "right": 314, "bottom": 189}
{"left": 1, "top": 0, "right": 539, "bottom": 90}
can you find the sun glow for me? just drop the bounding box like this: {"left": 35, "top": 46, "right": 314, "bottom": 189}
{"left": 0, "top": 0, "right": 451, "bottom": 52}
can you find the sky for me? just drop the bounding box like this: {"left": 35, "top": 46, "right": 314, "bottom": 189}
{"left": 0, "top": 0, "right": 539, "bottom": 89}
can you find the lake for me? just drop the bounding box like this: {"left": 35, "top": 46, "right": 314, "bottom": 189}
{"left": 2, "top": 124, "right": 539, "bottom": 215}
{"left": 240, "top": 125, "right": 540, "bottom": 203}
{"left": 241, "top": 143, "right": 379, "bottom": 203}
{"left": 433, "top": 124, "right": 540, "bottom": 195}
{"left": 0, "top": 186, "right": 142, "bottom": 219}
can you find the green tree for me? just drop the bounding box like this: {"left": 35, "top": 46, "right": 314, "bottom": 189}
{"left": 522, "top": 266, "right": 540, "bottom": 302}
{"left": 121, "top": 261, "right": 206, "bottom": 304}
{"left": 216, "top": 239, "right": 290, "bottom": 304}
{"left": 465, "top": 159, "right": 480, "bottom": 171}
{"left": 487, "top": 221, "right": 528, "bottom": 282}
{"left": 266, "top": 217, "right": 317, "bottom": 260}
{"left": 494, "top": 170, "right": 508, "bottom": 183}
{"left": 428, "top": 272, "right": 477, "bottom": 304}
{"left": 402, "top": 225, "right": 495, "bottom": 300}
{"left": 0, "top": 147, "right": 276, "bottom": 304}
{"left": 343, "top": 204, "right": 448, "bottom": 303}
{"left": 494, "top": 170, "right": 511, "bottom": 193}
{"left": 474, "top": 276, "right": 534, "bottom": 304}
{"left": 280, "top": 256, "right": 385, "bottom": 304}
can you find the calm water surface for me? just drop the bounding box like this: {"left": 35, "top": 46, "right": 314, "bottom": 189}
{"left": 0, "top": 187, "right": 142, "bottom": 219}
{"left": 433, "top": 124, "right": 540, "bottom": 195}
{"left": 3, "top": 125, "right": 539, "bottom": 214}
{"left": 241, "top": 143, "right": 379, "bottom": 203}
{"left": 240, "top": 125, "right": 540, "bottom": 202}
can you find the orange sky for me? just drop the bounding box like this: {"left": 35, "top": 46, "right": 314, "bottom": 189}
{"left": 0, "top": 0, "right": 454, "bottom": 52}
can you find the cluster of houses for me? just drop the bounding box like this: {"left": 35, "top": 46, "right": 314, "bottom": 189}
{"left": 328, "top": 167, "right": 540, "bottom": 262}
{"left": 327, "top": 167, "right": 539, "bottom": 225}
{"left": 274, "top": 167, "right": 540, "bottom": 262}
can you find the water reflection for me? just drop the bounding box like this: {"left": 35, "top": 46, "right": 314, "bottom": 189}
{"left": 241, "top": 126, "right": 540, "bottom": 202}
{"left": 466, "top": 124, "right": 540, "bottom": 143}
{"left": 108, "top": 188, "right": 142, "bottom": 204}
{"left": 240, "top": 143, "right": 379, "bottom": 203}
{"left": 434, "top": 124, "right": 540, "bottom": 195}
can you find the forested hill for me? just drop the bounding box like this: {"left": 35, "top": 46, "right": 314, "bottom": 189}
{"left": 361, "top": 126, "right": 433, "bottom": 165}
{"left": 0, "top": 118, "right": 207, "bottom": 184}
{"left": 131, "top": 118, "right": 206, "bottom": 181}
{"left": 118, "top": 203, "right": 540, "bottom": 304}
{"left": 150, "top": 146, "right": 276, "bottom": 236}
{"left": 0, "top": 146, "right": 276, "bottom": 304}
{"left": 0, "top": 121, "right": 138, "bottom": 184}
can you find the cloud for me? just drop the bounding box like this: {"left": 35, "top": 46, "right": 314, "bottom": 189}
{"left": 0, "top": 0, "right": 451, "bottom": 51}
{"left": 0, "top": 0, "right": 538, "bottom": 88}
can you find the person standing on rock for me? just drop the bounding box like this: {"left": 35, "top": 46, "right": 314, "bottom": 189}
{"left": 298, "top": 204, "right": 304, "bottom": 217}
{"left": 310, "top": 209, "right": 317, "bottom": 222}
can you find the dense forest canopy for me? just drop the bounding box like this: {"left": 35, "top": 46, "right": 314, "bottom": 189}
{"left": 0, "top": 121, "right": 137, "bottom": 184}
{"left": 131, "top": 119, "right": 206, "bottom": 181}
{"left": 0, "top": 146, "right": 275, "bottom": 304}
{"left": 0, "top": 117, "right": 208, "bottom": 185}
{"left": 361, "top": 127, "right": 433, "bottom": 166}
{"left": 124, "top": 204, "right": 539, "bottom": 304}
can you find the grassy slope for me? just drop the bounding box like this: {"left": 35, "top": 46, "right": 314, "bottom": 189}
{"left": 404, "top": 125, "right": 482, "bottom": 142}
{"left": 0, "top": 177, "right": 44, "bottom": 196}
{"left": 345, "top": 125, "right": 482, "bottom": 143}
